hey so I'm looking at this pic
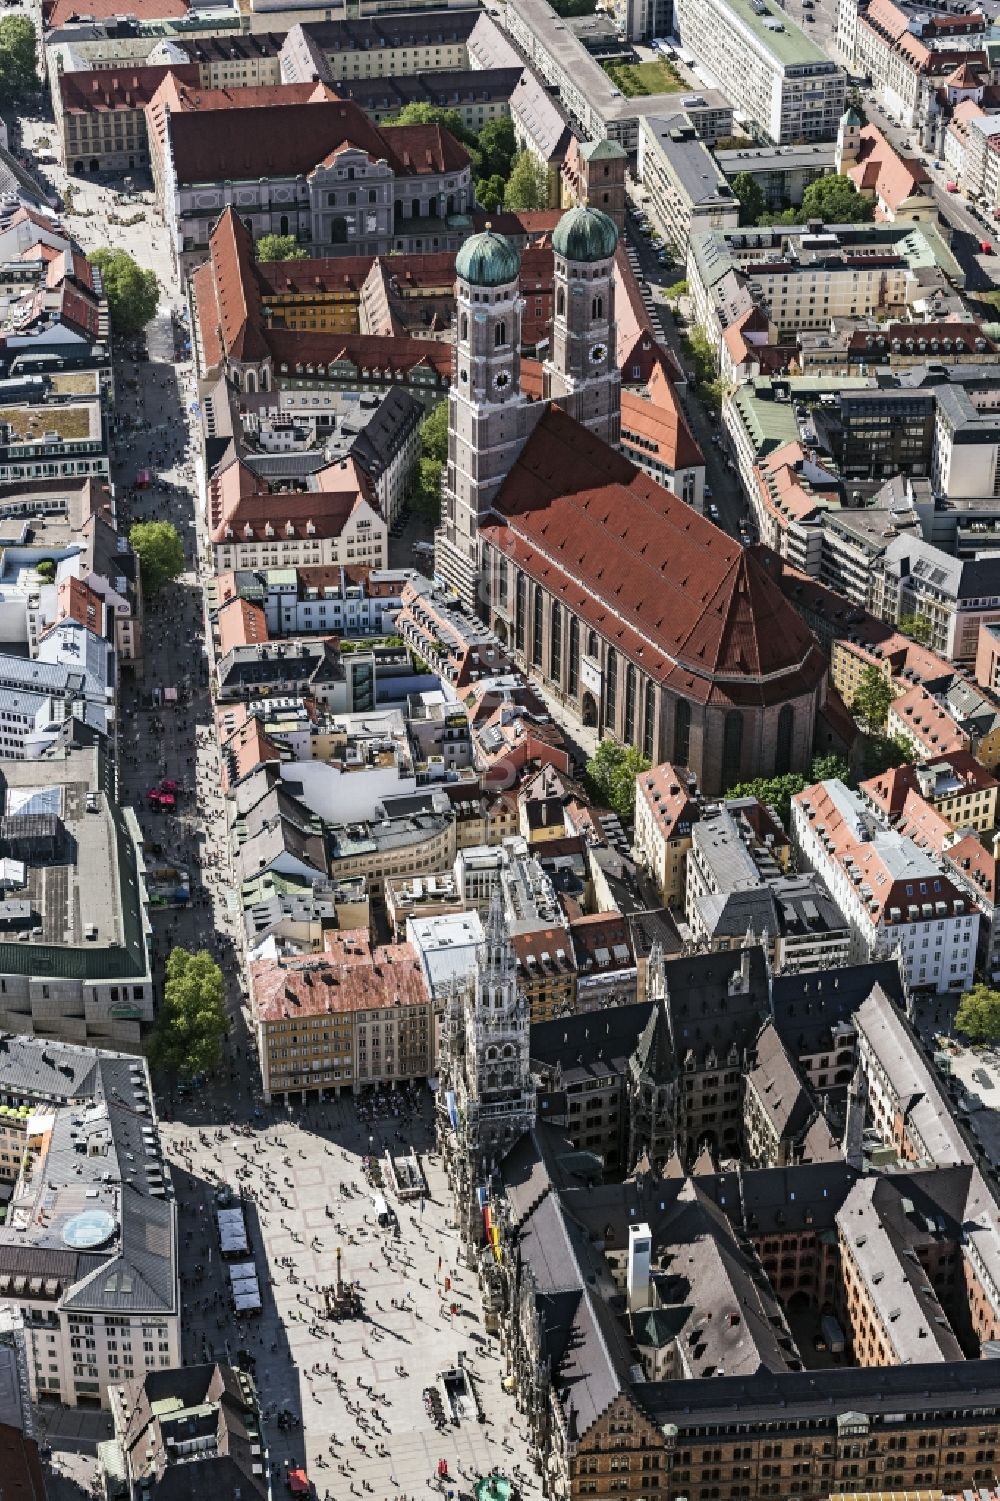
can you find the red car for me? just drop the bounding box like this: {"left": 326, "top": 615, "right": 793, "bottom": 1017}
{"left": 160, "top": 779, "right": 179, "bottom": 793}
{"left": 981, "top": 240, "right": 993, "bottom": 254}
{"left": 158, "top": 793, "right": 176, "bottom": 810}
{"left": 946, "top": 181, "right": 959, "bottom": 192}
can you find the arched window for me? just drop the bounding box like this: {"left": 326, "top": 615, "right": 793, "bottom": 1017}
{"left": 495, "top": 320, "right": 506, "bottom": 348}
{"left": 532, "top": 583, "right": 543, "bottom": 668}
{"left": 515, "top": 571, "right": 526, "bottom": 653}
{"left": 673, "top": 698, "right": 691, "bottom": 765}
{"left": 550, "top": 602, "right": 562, "bottom": 683}
{"left": 497, "top": 561, "right": 508, "bottom": 609}
{"left": 568, "top": 616, "right": 580, "bottom": 696}
{"left": 722, "top": 710, "right": 744, "bottom": 790}
{"left": 592, "top": 294, "right": 603, "bottom": 320}
{"left": 557, "top": 287, "right": 565, "bottom": 317}
{"left": 587, "top": 629, "right": 599, "bottom": 659}
{"left": 460, "top": 313, "right": 468, "bottom": 341}
{"left": 643, "top": 681, "right": 656, "bottom": 760}
{"left": 245, "top": 369, "right": 257, "bottom": 393}
{"left": 775, "top": 703, "right": 795, "bottom": 775}
{"left": 605, "top": 646, "right": 618, "bottom": 728}
{"left": 279, "top": 214, "right": 289, "bottom": 236}
{"left": 624, "top": 663, "right": 637, "bottom": 743}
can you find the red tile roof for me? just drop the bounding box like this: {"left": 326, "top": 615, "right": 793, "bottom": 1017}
{"left": 56, "top": 575, "right": 104, "bottom": 633}
{"left": 482, "top": 405, "right": 826, "bottom": 707}
{"left": 59, "top": 63, "right": 200, "bottom": 115}
{"left": 45, "top": 0, "right": 187, "bottom": 23}
{"left": 151, "top": 77, "right": 469, "bottom": 184}
{"left": 252, "top": 934, "right": 429, "bottom": 1021}
{"left": 208, "top": 456, "right": 372, "bottom": 543}
{"left": 620, "top": 367, "right": 703, "bottom": 473}
{"left": 217, "top": 596, "right": 270, "bottom": 653}
{"left": 845, "top": 125, "right": 930, "bottom": 217}
{"left": 946, "top": 833, "right": 996, "bottom": 902}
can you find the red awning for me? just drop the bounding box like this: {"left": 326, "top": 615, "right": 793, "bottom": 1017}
{"left": 287, "top": 1470, "right": 310, "bottom": 1496}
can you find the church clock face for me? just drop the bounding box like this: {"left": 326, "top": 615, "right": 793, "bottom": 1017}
{"left": 494, "top": 370, "right": 511, "bottom": 391}
{"left": 590, "top": 342, "right": 608, "bottom": 365}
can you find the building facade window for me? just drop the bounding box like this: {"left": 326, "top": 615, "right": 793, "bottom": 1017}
{"left": 674, "top": 698, "right": 691, "bottom": 765}
{"left": 775, "top": 703, "right": 795, "bottom": 775}
{"left": 643, "top": 680, "right": 656, "bottom": 760}
{"left": 723, "top": 709, "right": 744, "bottom": 789}
{"left": 532, "top": 584, "right": 543, "bottom": 668}
{"left": 624, "top": 663, "right": 637, "bottom": 744}
{"left": 515, "top": 570, "right": 526, "bottom": 653}
{"left": 568, "top": 616, "right": 580, "bottom": 696}
{"left": 606, "top": 646, "right": 618, "bottom": 728}
{"left": 550, "top": 602, "right": 562, "bottom": 684}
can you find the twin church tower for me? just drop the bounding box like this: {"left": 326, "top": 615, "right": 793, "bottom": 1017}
{"left": 435, "top": 204, "right": 622, "bottom": 609}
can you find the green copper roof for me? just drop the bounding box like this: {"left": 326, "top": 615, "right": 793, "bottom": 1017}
{"left": 552, "top": 204, "right": 619, "bottom": 263}
{"left": 455, "top": 229, "right": 520, "bottom": 287}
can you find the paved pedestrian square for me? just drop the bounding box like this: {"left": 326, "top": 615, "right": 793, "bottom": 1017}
{"left": 163, "top": 1094, "right": 541, "bottom": 1501}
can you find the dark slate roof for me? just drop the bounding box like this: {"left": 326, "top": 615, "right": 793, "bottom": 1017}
{"left": 770, "top": 959, "right": 904, "bottom": 1058}
{"left": 530, "top": 1000, "right": 651, "bottom": 1083}
{"left": 638, "top": 1359, "right": 1000, "bottom": 1429}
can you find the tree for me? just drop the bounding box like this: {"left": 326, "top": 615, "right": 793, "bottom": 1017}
{"left": 0, "top": 15, "right": 37, "bottom": 107}
{"left": 504, "top": 150, "right": 550, "bottom": 212}
{"left": 385, "top": 101, "right": 475, "bottom": 148}
{"left": 476, "top": 117, "right": 517, "bottom": 181}
{"left": 797, "top": 173, "right": 874, "bottom": 225}
{"left": 130, "top": 520, "right": 184, "bottom": 596}
{"left": 35, "top": 559, "right": 55, "bottom": 583}
{"left": 851, "top": 664, "right": 893, "bottom": 733}
{"left": 898, "top": 612, "right": 933, "bottom": 645}
{"left": 255, "top": 233, "right": 306, "bottom": 262}
{"left": 88, "top": 248, "right": 159, "bottom": 336}
{"left": 811, "top": 752, "right": 849, "bottom": 782}
{"left": 420, "top": 398, "right": 448, "bottom": 465}
{"left": 726, "top": 772, "right": 806, "bottom": 825}
{"left": 411, "top": 456, "right": 443, "bottom": 520}
{"left": 732, "top": 171, "right": 766, "bottom": 227}
{"left": 585, "top": 741, "right": 651, "bottom": 821}
{"left": 860, "top": 731, "right": 912, "bottom": 779}
{"left": 956, "top": 983, "right": 1000, "bottom": 1042}
{"left": 149, "top": 947, "right": 228, "bottom": 1080}
{"left": 664, "top": 279, "right": 688, "bottom": 301}
{"left": 477, "top": 174, "right": 506, "bottom": 213}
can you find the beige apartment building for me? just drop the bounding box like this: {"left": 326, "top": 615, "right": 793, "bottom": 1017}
{"left": 251, "top": 933, "right": 435, "bottom": 1101}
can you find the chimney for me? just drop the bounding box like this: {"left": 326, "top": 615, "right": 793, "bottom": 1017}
{"left": 627, "top": 1222, "right": 652, "bottom": 1313}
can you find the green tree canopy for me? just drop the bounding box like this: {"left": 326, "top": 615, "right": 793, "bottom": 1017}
{"left": 420, "top": 398, "right": 449, "bottom": 466}
{"left": 732, "top": 171, "right": 766, "bottom": 227}
{"left": 956, "top": 983, "right": 1000, "bottom": 1042}
{"left": 797, "top": 173, "right": 874, "bottom": 225}
{"left": 129, "top": 521, "right": 184, "bottom": 596}
{"left": 149, "top": 948, "right": 228, "bottom": 1080}
{"left": 411, "top": 456, "right": 443, "bottom": 521}
{"left": 898, "top": 612, "right": 933, "bottom": 645}
{"left": 664, "top": 279, "right": 688, "bottom": 301}
{"left": 504, "top": 150, "right": 550, "bottom": 212}
{"left": 811, "top": 752, "right": 850, "bottom": 782}
{"left": 88, "top": 248, "right": 159, "bottom": 336}
{"left": 851, "top": 664, "right": 893, "bottom": 733}
{"left": 477, "top": 174, "right": 506, "bottom": 213}
{"left": 0, "top": 15, "right": 37, "bottom": 106}
{"left": 585, "top": 741, "right": 651, "bottom": 821}
{"left": 34, "top": 559, "right": 55, "bottom": 583}
{"left": 386, "top": 101, "right": 475, "bottom": 147}
{"left": 255, "top": 233, "right": 306, "bottom": 262}
{"left": 726, "top": 772, "right": 805, "bottom": 825}
{"left": 860, "top": 731, "right": 912, "bottom": 779}
{"left": 476, "top": 117, "right": 517, "bottom": 180}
